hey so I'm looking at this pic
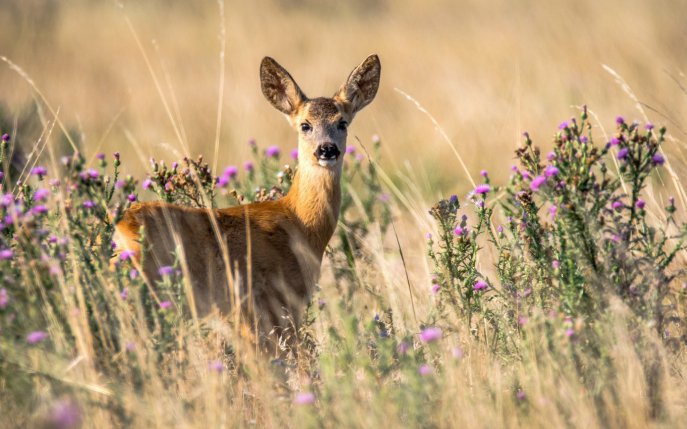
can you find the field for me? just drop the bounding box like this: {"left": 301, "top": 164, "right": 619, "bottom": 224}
{"left": 1, "top": 1, "right": 687, "bottom": 428}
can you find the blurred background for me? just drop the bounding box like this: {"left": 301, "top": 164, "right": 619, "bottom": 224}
{"left": 1, "top": 0, "right": 686, "bottom": 195}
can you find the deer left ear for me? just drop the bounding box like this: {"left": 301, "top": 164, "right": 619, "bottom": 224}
{"left": 334, "top": 54, "right": 381, "bottom": 116}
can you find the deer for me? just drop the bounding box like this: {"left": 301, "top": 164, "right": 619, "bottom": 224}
{"left": 114, "top": 54, "right": 381, "bottom": 351}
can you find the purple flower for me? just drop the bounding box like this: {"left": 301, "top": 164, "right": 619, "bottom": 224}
{"left": 425, "top": 233, "right": 432, "bottom": 240}
{"left": 129, "top": 269, "right": 139, "bottom": 279}
{"left": 126, "top": 194, "right": 136, "bottom": 203}
{"left": 419, "top": 327, "right": 442, "bottom": 343}
{"left": 612, "top": 201, "right": 624, "bottom": 211}
{"left": 120, "top": 288, "right": 129, "bottom": 300}
{"left": 418, "top": 364, "right": 433, "bottom": 376}
{"left": 617, "top": 148, "right": 629, "bottom": 160}
{"left": 558, "top": 121, "right": 569, "bottom": 130}
{"left": 545, "top": 166, "right": 559, "bottom": 177}
{"left": 290, "top": 148, "right": 299, "bottom": 160}
{"left": 565, "top": 328, "right": 575, "bottom": 338}
{"left": 546, "top": 151, "right": 556, "bottom": 161}
{"left": 158, "top": 266, "right": 174, "bottom": 276}
{"left": 580, "top": 136, "right": 588, "bottom": 144}
{"left": 549, "top": 205, "right": 558, "bottom": 219}
{"left": 86, "top": 168, "right": 99, "bottom": 179}
{"left": 159, "top": 300, "right": 172, "bottom": 310}
{"left": 454, "top": 226, "right": 465, "bottom": 236}
{"left": 46, "top": 399, "right": 82, "bottom": 429}
{"left": 82, "top": 200, "right": 95, "bottom": 209}
{"left": 244, "top": 161, "right": 254, "bottom": 172}
{"left": 119, "top": 250, "right": 135, "bottom": 261}
{"left": 635, "top": 199, "right": 646, "bottom": 210}
{"left": 616, "top": 116, "right": 625, "bottom": 125}
{"left": 1, "top": 133, "right": 9, "bottom": 142}
{"left": 480, "top": 169, "right": 488, "bottom": 178}
{"left": 645, "top": 122, "right": 654, "bottom": 131}
{"left": 0, "top": 288, "right": 8, "bottom": 309}
{"left": 115, "top": 179, "right": 125, "bottom": 189}
{"left": 345, "top": 146, "right": 356, "bottom": 154}
{"left": 431, "top": 283, "right": 440, "bottom": 294}
{"left": 224, "top": 166, "right": 238, "bottom": 178}
{"left": 164, "top": 181, "right": 173, "bottom": 192}
{"left": 33, "top": 188, "right": 51, "bottom": 201}
{"left": 0, "top": 249, "right": 13, "bottom": 260}
{"left": 516, "top": 389, "right": 526, "bottom": 401}
{"left": 248, "top": 138, "right": 257, "bottom": 147}
{"left": 474, "top": 184, "right": 491, "bottom": 195}
{"left": 96, "top": 153, "right": 106, "bottom": 161}
{"left": 265, "top": 145, "right": 280, "bottom": 158}
{"left": 552, "top": 260, "right": 560, "bottom": 269}
{"left": 142, "top": 178, "right": 152, "bottom": 190}
{"left": 610, "top": 137, "right": 620, "bottom": 146}
{"left": 0, "top": 171, "right": 3, "bottom": 182}
{"left": 27, "top": 330, "right": 49, "bottom": 344}
{"left": 652, "top": 153, "right": 665, "bottom": 166}
{"left": 217, "top": 175, "right": 230, "bottom": 187}
{"left": 530, "top": 175, "right": 546, "bottom": 191}
{"left": 171, "top": 162, "right": 178, "bottom": 170}
{"left": 397, "top": 341, "right": 410, "bottom": 355}
{"left": 449, "top": 194, "right": 458, "bottom": 204}
{"left": 114, "top": 152, "right": 120, "bottom": 160}
{"left": 31, "top": 166, "right": 48, "bottom": 177}
{"left": 294, "top": 392, "right": 315, "bottom": 405}
{"left": 31, "top": 205, "right": 48, "bottom": 215}
{"left": 1, "top": 194, "right": 13, "bottom": 207}
{"left": 209, "top": 360, "right": 224, "bottom": 373}
{"left": 473, "top": 280, "right": 488, "bottom": 291}
{"left": 518, "top": 316, "right": 528, "bottom": 326}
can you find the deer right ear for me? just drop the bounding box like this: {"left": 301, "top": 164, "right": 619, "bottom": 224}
{"left": 260, "top": 57, "right": 307, "bottom": 116}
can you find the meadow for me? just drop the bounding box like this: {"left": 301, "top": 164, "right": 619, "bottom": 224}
{"left": 1, "top": 1, "right": 687, "bottom": 428}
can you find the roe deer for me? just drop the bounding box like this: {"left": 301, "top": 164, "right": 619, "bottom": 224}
{"left": 114, "top": 54, "right": 381, "bottom": 349}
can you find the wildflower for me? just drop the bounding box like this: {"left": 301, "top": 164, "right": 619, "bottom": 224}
{"left": 516, "top": 390, "right": 526, "bottom": 401}
{"left": 0, "top": 171, "right": 3, "bottom": 181}
{"left": 565, "top": 328, "right": 575, "bottom": 338}
{"left": 217, "top": 175, "right": 230, "bottom": 187}
{"left": 46, "top": 399, "right": 82, "bottom": 429}
{"left": 0, "top": 249, "right": 13, "bottom": 260}
{"left": 652, "top": 153, "right": 665, "bottom": 165}
{"left": 224, "top": 166, "right": 238, "bottom": 178}
{"left": 49, "top": 178, "right": 60, "bottom": 187}
{"left": 126, "top": 342, "right": 136, "bottom": 352}
{"left": 27, "top": 330, "right": 49, "bottom": 344}
{"left": 449, "top": 194, "right": 458, "bottom": 204}
{"left": 119, "top": 250, "right": 135, "bottom": 261}
{"left": 86, "top": 168, "right": 99, "bottom": 179}
{"left": 31, "top": 205, "right": 48, "bottom": 215}
{"left": 290, "top": 148, "right": 299, "bottom": 160}
{"left": 518, "top": 316, "right": 528, "bottom": 326}
{"left": 294, "top": 392, "right": 315, "bottom": 405}
{"left": 645, "top": 122, "right": 654, "bottom": 131}
{"left": 82, "top": 200, "right": 95, "bottom": 209}
{"left": 425, "top": 233, "right": 432, "bottom": 240}
{"left": 397, "top": 341, "right": 410, "bottom": 355}
{"left": 454, "top": 226, "right": 465, "bottom": 236}
{"left": 545, "top": 166, "right": 559, "bottom": 177}
{"left": 452, "top": 347, "right": 463, "bottom": 359}
{"left": 244, "top": 161, "right": 254, "bottom": 172}
{"left": 345, "top": 146, "right": 356, "bottom": 154}
{"left": 546, "top": 151, "right": 556, "bottom": 161}
{"left": 480, "top": 169, "right": 488, "bottom": 178}
{"left": 159, "top": 300, "right": 172, "bottom": 310}
{"left": 142, "top": 178, "right": 152, "bottom": 190}
{"left": 0, "top": 288, "right": 8, "bottom": 309}
{"left": 617, "top": 147, "right": 629, "bottom": 160}
{"left": 418, "top": 364, "right": 433, "bottom": 376}
{"left": 33, "top": 188, "right": 50, "bottom": 201}
{"left": 158, "top": 266, "right": 174, "bottom": 276}
{"left": 635, "top": 199, "right": 646, "bottom": 210}
{"left": 120, "top": 288, "right": 128, "bottom": 300}
{"left": 612, "top": 201, "right": 624, "bottom": 211}
{"left": 31, "top": 166, "right": 48, "bottom": 178}
{"left": 558, "top": 121, "right": 569, "bottom": 130}
{"left": 419, "top": 327, "right": 442, "bottom": 343}
{"left": 1, "top": 133, "right": 9, "bottom": 142}
{"left": 115, "top": 179, "right": 125, "bottom": 189}
{"left": 127, "top": 193, "right": 137, "bottom": 203}
{"left": 474, "top": 184, "right": 491, "bottom": 195}
{"left": 265, "top": 145, "right": 280, "bottom": 158}
{"left": 580, "top": 136, "right": 588, "bottom": 144}
{"left": 129, "top": 269, "right": 138, "bottom": 279}
{"left": 473, "top": 280, "right": 488, "bottom": 291}
{"left": 209, "top": 360, "right": 224, "bottom": 373}
{"left": 96, "top": 153, "right": 105, "bottom": 161}
{"left": 549, "top": 205, "right": 557, "bottom": 219}
{"left": 114, "top": 152, "right": 120, "bottom": 161}
{"left": 164, "top": 181, "right": 173, "bottom": 192}
{"left": 616, "top": 116, "right": 625, "bottom": 125}
{"left": 552, "top": 260, "right": 560, "bottom": 269}
{"left": 610, "top": 137, "right": 620, "bottom": 146}
{"left": 497, "top": 225, "right": 503, "bottom": 233}
{"left": 431, "top": 283, "right": 440, "bottom": 294}
{"left": 530, "top": 175, "right": 546, "bottom": 191}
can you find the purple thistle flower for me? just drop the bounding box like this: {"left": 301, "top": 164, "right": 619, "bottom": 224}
{"left": 419, "top": 327, "right": 442, "bottom": 343}
{"left": 431, "top": 283, "right": 440, "bottom": 294}
{"left": 345, "top": 146, "right": 356, "bottom": 154}
{"left": 558, "top": 121, "right": 569, "bottom": 130}
{"left": 27, "top": 330, "right": 49, "bottom": 344}
{"left": 0, "top": 249, "right": 14, "bottom": 260}
{"left": 217, "top": 175, "right": 230, "bottom": 187}
{"left": 549, "top": 205, "right": 558, "bottom": 219}
{"left": 86, "top": 168, "right": 99, "bottom": 179}
{"left": 0, "top": 288, "right": 8, "bottom": 309}
{"left": 82, "top": 200, "right": 95, "bottom": 209}
{"left": 46, "top": 399, "right": 82, "bottom": 429}
{"left": 290, "top": 148, "right": 299, "bottom": 160}
{"left": 418, "top": 364, "right": 433, "bottom": 376}
{"left": 159, "top": 300, "right": 172, "bottom": 310}
{"left": 244, "top": 161, "right": 254, "bottom": 172}
{"left": 120, "top": 288, "right": 129, "bottom": 300}
{"left": 473, "top": 280, "right": 488, "bottom": 291}
{"left": 565, "top": 328, "right": 575, "bottom": 338}
{"left": 397, "top": 341, "right": 410, "bottom": 355}
{"left": 31, "top": 166, "right": 48, "bottom": 177}
{"left": 294, "top": 392, "right": 315, "bottom": 405}
{"left": 612, "top": 201, "right": 624, "bottom": 211}
{"left": 127, "top": 194, "right": 137, "bottom": 202}
{"left": 616, "top": 116, "right": 625, "bottom": 125}
{"left": 224, "top": 166, "right": 238, "bottom": 178}
{"left": 164, "top": 181, "right": 173, "bottom": 192}
{"left": 518, "top": 315, "right": 528, "bottom": 326}
{"left": 265, "top": 145, "right": 280, "bottom": 158}
{"left": 454, "top": 226, "right": 465, "bottom": 236}
{"left": 33, "top": 188, "right": 50, "bottom": 201}
{"left": 1, "top": 193, "right": 14, "bottom": 207}
{"left": 474, "top": 184, "right": 491, "bottom": 195}
{"left": 142, "top": 178, "right": 152, "bottom": 190}
{"left": 171, "top": 162, "right": 178, "bottom": 170}
{"left": 158, "top": 266, "right": 174, "bottom": 276}
{"left": 119, "top": 250, "right": 135, "bottom": 261}
{"left": 530, "top": 175, "right": 547, "bottom": 191}
{"left": 425, "top": 233, "right": 432, "bottom": 240}
{"left": 610, "top": 137, "right": 620, "bottom": 146}
{"left": 516, "top": 389, "right": 526, "bottom": 401}
{"left": 552, "top": 260, "right": 560, "bottom": 269}
{"left": 480, "top": 169, "right": 488, "bottom": 178}
{"left": 209, "top": 360, "right": 224, "bottom": 373}
{"left": 96, "top": 153, "right": 105, "bottom": 161}
{"left": 580, "top": 136, "right": 588, "bottom": 144}
{"left": 31, "top": 205, "right": 48, "bottom": 215}
{"left": 1, "top": 133, "right": 9, "bottom": 142}
{"left": 652, "top": 153, "right": 665, "bottom": 166}
{"left": 449, "top": 194, "right": 458, "bottom": 204}
{"left": 115, "top": 179, "right": 125, "bottom": 189}
{"left": 636, "top": 199, "right": 646, "bottom": 210}
{"left": 129, "top": 269, "right": 138, "bottom": 279}
{"left": 248, "top": 138, "right": 257, "bottom": 147}
{"left": 114, "top": 152, "right": 120, "bottom": 160}
{"left": 545, "top": 166, "right": 559, "bottom": 177}
{"left": 546, "top": 151, "right": 556, "bottom": 161}
{"left": 617, "top": 147, "right": 629, "bottom": 160}
{"left": 645, "top": 122, "right": 654, "bottom": 131}
{"left": 497, "top": 225, "right": 504, "bottom": 233}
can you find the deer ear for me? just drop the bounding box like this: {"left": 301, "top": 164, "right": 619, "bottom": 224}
{"left": 260, "top": 57, "right": 307, "bottom": 115}
{"left": 335, "top": 54, "right": 381, "bottom": 116}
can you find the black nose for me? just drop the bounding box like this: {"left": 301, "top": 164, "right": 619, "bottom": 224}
{"left": 314, "top": 143, "right": 341, "bottom": 160}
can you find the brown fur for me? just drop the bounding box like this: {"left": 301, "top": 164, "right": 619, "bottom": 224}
{"left": 115, "top": 55, "right": 380, "bottom": 349}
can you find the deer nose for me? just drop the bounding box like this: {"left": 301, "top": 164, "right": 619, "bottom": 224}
{"left": 314, "top": 143, "right": 341, "bottom": 160}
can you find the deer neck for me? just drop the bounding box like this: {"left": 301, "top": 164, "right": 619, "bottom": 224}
{"left": 284, "top": 163, "right": 342, "bottom": 255}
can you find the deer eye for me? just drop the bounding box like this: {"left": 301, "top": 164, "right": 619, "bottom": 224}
{"left": 300, "top": 123, "right": 312, "bottom": 133}
{"left": 337, "top": 121, "right": 348, "bottom": 131}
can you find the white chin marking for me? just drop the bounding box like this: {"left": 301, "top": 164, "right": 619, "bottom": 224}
{"left": 318, "top": 159, "right": 337, "bottom": 167}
